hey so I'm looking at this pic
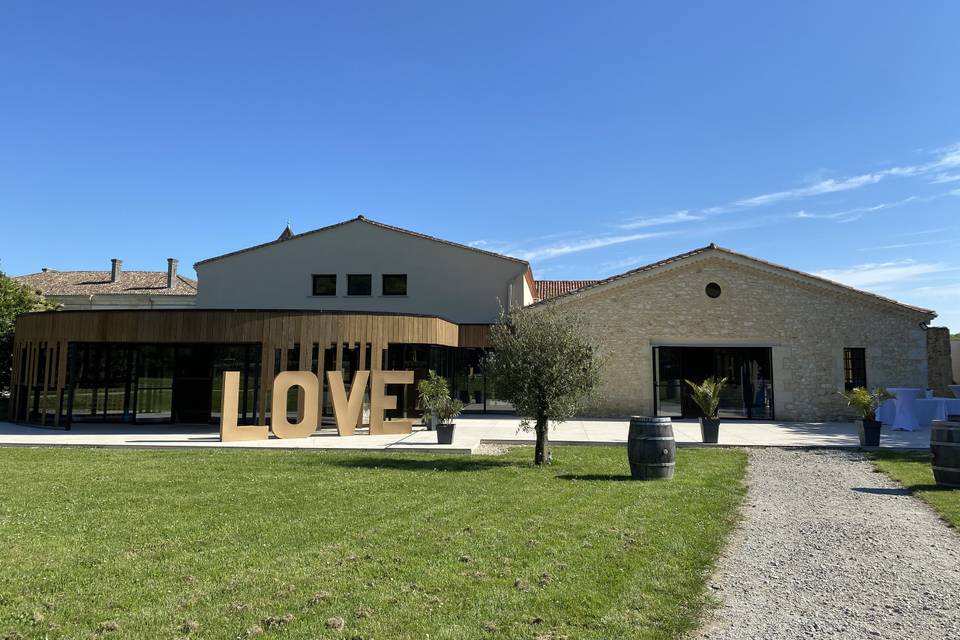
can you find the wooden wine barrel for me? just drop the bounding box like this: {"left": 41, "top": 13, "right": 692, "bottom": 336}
{"left": 930, "top": 416, "right": 960, "bottom": 489}
{"left": 628, "top": 416, "right": 676, "bottom": 480}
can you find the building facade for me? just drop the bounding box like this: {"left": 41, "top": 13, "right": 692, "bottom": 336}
{"left": 9, "top": 217, "right": 530, "bottom": 427}
{"left": 195, "top": 217, "right": 534, "bottom": 322}
{"left": 8, "top": 217, "right": 952, "bottom": 427}
{"left": 530, "top": 245, "right": 940, "bottom": 422}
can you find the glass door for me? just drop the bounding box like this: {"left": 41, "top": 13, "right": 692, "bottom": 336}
{"left": 654, "top": 346, "right": 774, "bottom": 420}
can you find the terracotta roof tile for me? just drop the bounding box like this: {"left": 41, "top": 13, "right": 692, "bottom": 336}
{"left": 13, "top": 271, "right": 197, "bottom": 297}
{"left": 535, "top": 280, "right": 599, "bottom": 302}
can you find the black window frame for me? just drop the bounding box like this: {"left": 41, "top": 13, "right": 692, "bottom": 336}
{"left": 311, "top": 274, "right": 337, "bottom": 296}
{"left": 382, "top": 273, "right": 408, "bottom": 296}
{"left": 347, "top": 274, "right": 372, "bottom": 296}
{"left": 843, "top": 347, "right": 867, "bottom": 391}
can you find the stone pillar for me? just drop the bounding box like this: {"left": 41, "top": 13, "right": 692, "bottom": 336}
{"left": 927, "top": 327, "right": 953, "bottom": 396}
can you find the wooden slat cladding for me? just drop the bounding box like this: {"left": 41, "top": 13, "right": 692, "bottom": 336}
{"left": 9, "top": 309, "right": 476, "bottom": 425}
{"left": 458, "top": 324, "right": 492, "bottom": 348}
{"left": 13, "top": 310, "right": 463, "bottom": 346}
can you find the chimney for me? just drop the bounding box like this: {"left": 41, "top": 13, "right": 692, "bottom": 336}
{"left": 166, "top": 258, "right": 178, "bottom": 289}
{"left": 110, "top": 258, "right": 122, "bottom": 282}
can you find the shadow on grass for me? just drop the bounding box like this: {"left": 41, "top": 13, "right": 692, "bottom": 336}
{"left": 903, "top": 484, "right": 959, "bottom": 493}
{"left": 869, "top": 450, "right": 930, "bottom": 462}
{"left": 325, "top": 457, "right": 517, "bottom": 472}
{"left": 555, "top": 473, "right": 635, "bottom": 482}
{"left": 852, "top": 487, "right": 911, "bottom": 496}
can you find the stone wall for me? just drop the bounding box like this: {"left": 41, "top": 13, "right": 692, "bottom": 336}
{"left": 543, "top": 253, "right": 932, "bottom": 421}
{"left": 953, "top": 340, "right": 960, "bottom": 387}
{"left": 927, "top": 327, "right": 953, "bottom": 395}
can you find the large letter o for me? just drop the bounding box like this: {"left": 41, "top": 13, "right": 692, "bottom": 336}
{"left": 271, "top": 371, "right": 320, "bottom": 439}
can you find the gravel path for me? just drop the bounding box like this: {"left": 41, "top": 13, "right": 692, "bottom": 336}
{"left": 698, "top": 448, "right": 960, "bottom": 639}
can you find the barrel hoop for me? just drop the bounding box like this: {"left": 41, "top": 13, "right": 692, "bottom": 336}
{"left": 932, "top": 465, "right": 960, "bottom": 472}
{"left": 628, "top": 436, "right": 676, "bottom": 441}
{"left": 635, "top": 462, "right": 676, "bottom": 467}
{"left": 930, "top": 441, "right": 960, "bottom": 448}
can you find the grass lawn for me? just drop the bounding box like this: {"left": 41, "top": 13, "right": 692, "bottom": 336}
{"left": 0, "top": 446, "right": 746, "bottom": 640}
{"left": 869, "top": 450, "right": 960, "bottom": 528}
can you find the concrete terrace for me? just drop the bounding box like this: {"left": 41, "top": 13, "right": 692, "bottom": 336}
{"left": 0, "top": 416, "right": 933, "bottom": 453}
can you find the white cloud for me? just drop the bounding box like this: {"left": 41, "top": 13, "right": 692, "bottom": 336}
{"left": 596, "top": 255, "right": 649, "bottom": 273}
{"left": 930, "top": 173, "right": 960, "bottom": 184}
{"left": 812, "top": 260, "right": 955, "bottom": 289}
{"left": 906, "top": 283, "right": 960, "bottom": 298}
{"left": 870, "top": 239, "right": 953, "bottom": 251}
{"left": 618, "top": 210, "right": 705, "bottom": 229}
{"left": 519, "top": 231, "right": 672, "bottom": 261}
{"left": 734, "top": 174, "right": 884, "bottom": 208}
{"left": 723, "top": 142, "right": 960, "bottom": 212}
{"left": 793, "top": 196, "right": 921, "bottom": 222}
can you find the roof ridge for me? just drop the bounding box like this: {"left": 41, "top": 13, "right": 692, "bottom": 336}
{"left": 194, "top": 215, "right": 529, "bottom": 267}
{"left": 704, "top": 245, "right": 935, "bottom": 315}
{"left": 528, "top": 244, "right": 934, "bottom": 316}
{"left": 356, "top": 216, "right": 528, "bottom": 264}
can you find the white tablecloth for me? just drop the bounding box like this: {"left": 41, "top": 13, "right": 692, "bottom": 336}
{"left": 877, "top": 398, "right": 960, "bottom": 427}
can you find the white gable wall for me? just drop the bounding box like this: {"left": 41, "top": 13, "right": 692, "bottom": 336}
{"left": 195, "top": 221, "right": 528, "bottom": 323}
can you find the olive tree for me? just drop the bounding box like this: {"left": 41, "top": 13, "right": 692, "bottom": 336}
{"left": 486, "top": 306, "right": 603, "bottom": 465}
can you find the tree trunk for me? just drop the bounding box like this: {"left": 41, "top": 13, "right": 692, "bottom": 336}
{"left": 534, "top": 417, "right": 550, "bottom": 465}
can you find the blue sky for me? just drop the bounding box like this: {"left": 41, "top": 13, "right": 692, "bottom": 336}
{"left": 1, "top": 2, "right": 958, "bottom": 330}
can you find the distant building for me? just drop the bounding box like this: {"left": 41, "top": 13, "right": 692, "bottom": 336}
{"left": 13, "top": 258, "right": 196, "bottom": 310}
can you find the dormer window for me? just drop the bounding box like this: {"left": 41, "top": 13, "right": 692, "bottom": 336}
{"left": 312, "top": 274, "right": 336, "bottom": 296}
{"left": 382, "top": 274, "right": 407, "bottom": 296}
{"left": 347, "top": 274, "right": 372, "bottom": 296}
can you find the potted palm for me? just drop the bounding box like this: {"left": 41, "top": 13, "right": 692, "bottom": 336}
{"left": 840, "top": 386, "right": 891, "bottom": 447}
{"left": 417, "top": 371, "right": 463, "bottom": 443}
{"left": 685, "top": 377, "right": 727, "bottom": 444}
{"left": 434, "top": 396, "right": 464, "bottom": 445}
{"left": 417, "top": 371, "right": 447, "bottom": 431}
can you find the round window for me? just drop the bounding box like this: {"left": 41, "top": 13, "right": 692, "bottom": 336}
{"left": 705, "top": 282, "right": 722, "bottom": 298}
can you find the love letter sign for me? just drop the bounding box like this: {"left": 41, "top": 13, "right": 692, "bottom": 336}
{"left": 219, "top": 370, "right": 415, "bottom": 442}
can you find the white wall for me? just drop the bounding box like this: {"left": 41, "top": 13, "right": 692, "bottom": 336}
{"left": 195, "top": 220, "right": 530, "bottom": 323}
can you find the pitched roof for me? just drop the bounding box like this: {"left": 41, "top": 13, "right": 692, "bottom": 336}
{"left": 12, "top": 270, "right": 198, "bottom": 297}
{"left": 535, "top": 280, "right": 599, "bottom": 302}
{"left": 529, "top": 244, "right": 936, "bottom": 317}
{"left": 195, "top": 215, "right": 529, "bottom": 267}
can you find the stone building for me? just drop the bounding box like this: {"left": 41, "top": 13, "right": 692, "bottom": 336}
{"left": 533, "top": 244, "right": 942, "bottom": 422}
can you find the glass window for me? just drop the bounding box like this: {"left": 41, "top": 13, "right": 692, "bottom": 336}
{"left": 312, "top": 274, "right": 336, "bottom": 296}
{"left": 347, "top": 274, "right": 372, "bottom": 296}
{"left": 382, "top": 274, "right": 407, "bottom": 296}
{"left": 843, "top": 348, "right": 867, "bottom": 391}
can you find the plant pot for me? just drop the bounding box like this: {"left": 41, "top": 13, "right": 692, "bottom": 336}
{"left": 855, "top": 418, "right": 882, "bottom": 447}
{"left": 437, "top": 423, "right": 455, "bottom": 445}
{"left": 700, "top": 417, "right": 720, "bottom": 444}
{"left": 426, "top": 415, "right": 437, "bottom": 431}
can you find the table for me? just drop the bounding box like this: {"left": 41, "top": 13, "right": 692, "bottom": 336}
{"left": 884, "top": 388, "right": 921, "bottom": 431}
{"left": 877, "top": 396, "right": 960, "bottom": 428}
